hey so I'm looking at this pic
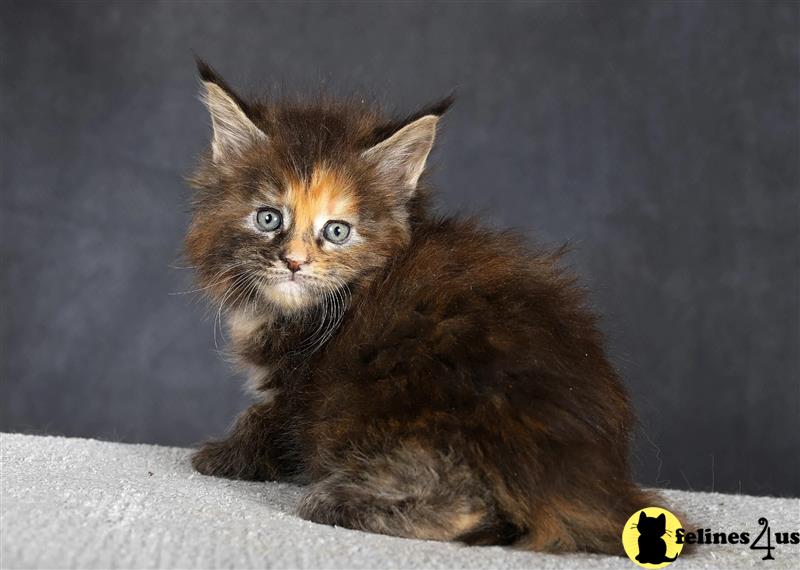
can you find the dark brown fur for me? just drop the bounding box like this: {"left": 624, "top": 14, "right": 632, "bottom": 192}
{"left": 186, "top": 60, "right": 666, "bottom": 554}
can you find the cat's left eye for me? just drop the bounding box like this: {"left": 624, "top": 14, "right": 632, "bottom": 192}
{"left": 322, "top": 221, "right": 351, "bottom": 244}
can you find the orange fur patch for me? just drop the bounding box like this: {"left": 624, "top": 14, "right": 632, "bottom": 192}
{"left": 286, "top": 167, "right": 357, "bottom": 239}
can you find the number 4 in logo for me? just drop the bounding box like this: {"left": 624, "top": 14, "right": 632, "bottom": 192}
{"left": 750, "top": 517, "right": 775, "bottom": 560}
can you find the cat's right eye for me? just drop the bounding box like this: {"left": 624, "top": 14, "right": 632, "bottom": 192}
{"left": 255, "top": 207, "right": 282, "bottom": 232}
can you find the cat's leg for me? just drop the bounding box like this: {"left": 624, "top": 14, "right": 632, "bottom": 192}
{"left": 191, "top": 401, "right": 284, "bottom": 481}
{"left": 297, "top": 443, "right": 521, "bottom": 543}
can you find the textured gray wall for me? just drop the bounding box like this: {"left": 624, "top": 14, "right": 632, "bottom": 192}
{"left": 2, "top": 1, "right": 798, "bottom": 496}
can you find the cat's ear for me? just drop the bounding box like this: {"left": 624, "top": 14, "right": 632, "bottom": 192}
{"left": 362, "top": 96, "right": 453, "bottom": 195}
{"left": 638, "top": 512, "right": 647, "bottom": 523}
{"left": 196, "top": 58, "right": 267, "bottom": 162}
{"left": 657, "top": 514, "right": 666, "bottom": 524}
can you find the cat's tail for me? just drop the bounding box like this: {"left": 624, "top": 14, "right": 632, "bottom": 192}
{"left": 499, "top": 484, "right": 665, "bottom": 555}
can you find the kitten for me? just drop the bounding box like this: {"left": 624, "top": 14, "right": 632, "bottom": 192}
{"left": 186, "top": 59, "right": 663, "bottom": 554}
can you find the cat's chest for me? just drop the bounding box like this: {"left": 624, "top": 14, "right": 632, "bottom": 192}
{"left": 226, "top": 310, "right": 281, "bottom": 395}
{"left": 226, "top": 309, "right": 321, "bottom": 395}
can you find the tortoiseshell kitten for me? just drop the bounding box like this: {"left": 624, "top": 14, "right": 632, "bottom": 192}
{"left": 186, "top": 60, "right": 662, "bottom": 554}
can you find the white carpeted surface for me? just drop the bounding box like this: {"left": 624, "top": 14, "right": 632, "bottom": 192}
{"left": 1, "top": 433, "right": 798, "bottom": 569}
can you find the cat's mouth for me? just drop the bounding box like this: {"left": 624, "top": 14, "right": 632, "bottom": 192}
{"left": 256, "top": 268, "right": 344, "bottom": 313}
{"left": 260, "top": 271, "right": 317, "bottom": 311}
{"left": 271, "top": 273, "right": 310, "bottom": 292}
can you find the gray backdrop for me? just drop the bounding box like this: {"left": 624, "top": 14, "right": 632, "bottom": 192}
{"left": 2, "top": 1, "right": 798, "bottom": 497}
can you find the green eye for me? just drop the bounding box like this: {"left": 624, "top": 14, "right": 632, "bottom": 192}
{"left": 256, "top": 208, "right": 282, "bottom": 232}
{"left": 323, "top": 221, "right": 351, "bottom": 244}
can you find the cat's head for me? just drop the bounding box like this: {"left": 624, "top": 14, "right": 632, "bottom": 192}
{"left": 185, "top": 60, "right": 451, "bottom": 314}
{"left": 637, "top": 512, "right": 667, "bottom": 536}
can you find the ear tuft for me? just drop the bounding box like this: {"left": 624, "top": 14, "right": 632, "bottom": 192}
{"left": 195, "top": 56, "right": 218, "bottom": 84}
{"left": 372, "top": 94, "right": 454, "bottom": 144}
{"left": 420, "top": 93, "right": 455, "bottom": 118}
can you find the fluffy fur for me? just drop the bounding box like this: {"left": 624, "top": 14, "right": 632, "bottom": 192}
{"left": 186, "top": 59, "right": 665, "bottom": 554}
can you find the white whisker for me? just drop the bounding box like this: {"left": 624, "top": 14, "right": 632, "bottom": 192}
{"left": 169, "top": 261, "right": 249, "bottom": 295}
{"left": 213, "top": 272, "right": 250, "bottom": 349}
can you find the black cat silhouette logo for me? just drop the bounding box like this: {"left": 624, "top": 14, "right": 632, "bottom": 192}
{"left": 622, "top": 507, "right": 684, "bottom": 568}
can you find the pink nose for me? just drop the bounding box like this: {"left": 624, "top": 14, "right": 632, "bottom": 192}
{"left": 280, "top": 255, "right": 304, "bottom": 273}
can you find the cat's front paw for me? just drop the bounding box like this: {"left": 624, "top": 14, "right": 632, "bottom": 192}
{"left": 191, "top": 439, "right": 259, "bottom": 480}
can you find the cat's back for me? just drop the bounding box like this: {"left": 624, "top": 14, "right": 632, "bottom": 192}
{"left": 378, "top": 216, "right": 572, "bottom": 318}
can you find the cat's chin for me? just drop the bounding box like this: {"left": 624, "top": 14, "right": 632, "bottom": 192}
{"left": 263, "top": 280, "right": 315, "bottom": 312}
